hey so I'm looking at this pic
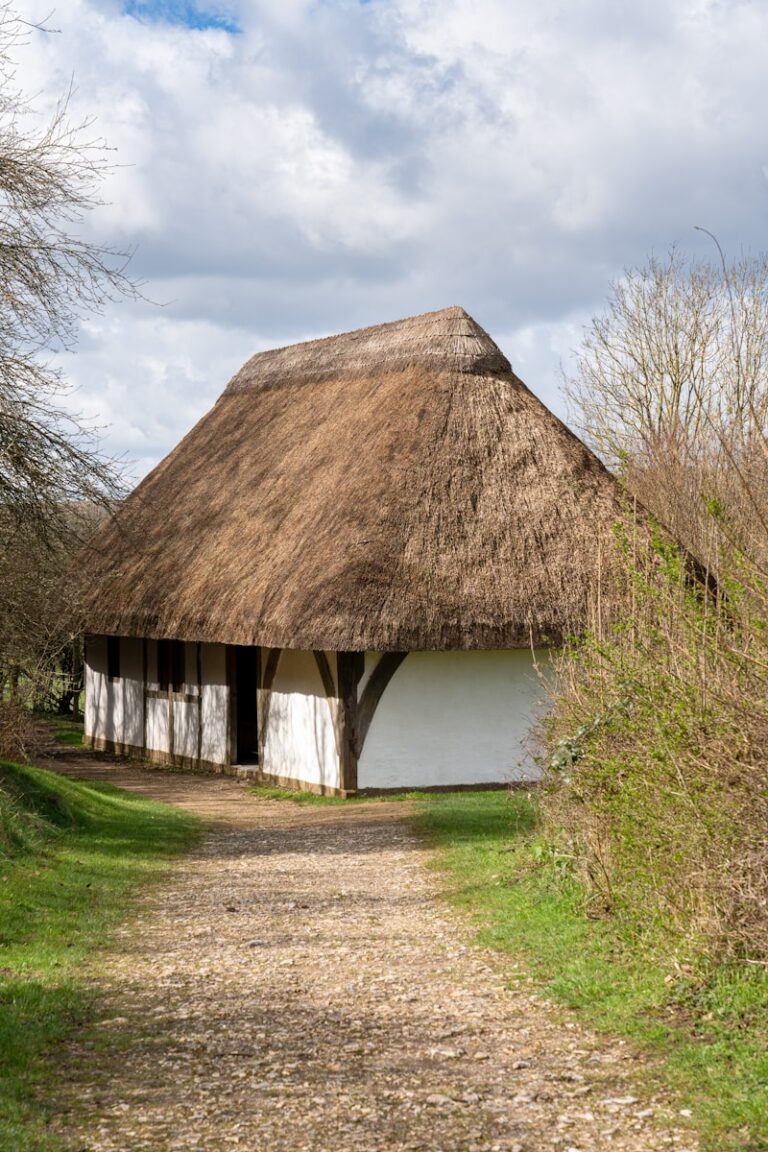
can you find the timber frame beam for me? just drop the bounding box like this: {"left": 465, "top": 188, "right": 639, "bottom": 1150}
{"left": 336, "top": 652, "right": 363, "bottom": 792}
{"left": 238, "top": 647, "right": 409, "bottom": 793}
{"left": 336, "top": 651, "right": 407, "bottom": 793}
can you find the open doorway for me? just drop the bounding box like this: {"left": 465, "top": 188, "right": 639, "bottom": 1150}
{"left": 232, "top": 645, "right": 260, "bottom": 764}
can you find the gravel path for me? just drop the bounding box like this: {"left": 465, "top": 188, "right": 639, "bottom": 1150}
{"left": 45, "top": 756, "right": 697, "bottom": 1152}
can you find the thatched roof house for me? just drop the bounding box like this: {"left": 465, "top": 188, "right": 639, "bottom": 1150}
{"left": 83, "top": 307, "right": 625, "bottom": 794}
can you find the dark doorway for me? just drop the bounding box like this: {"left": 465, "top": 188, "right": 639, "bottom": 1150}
{"left": 233, "top": 646, "right": 260, "bottom": 764}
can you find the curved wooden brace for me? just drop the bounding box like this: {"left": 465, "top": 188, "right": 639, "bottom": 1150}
{"left": 313, "top": 650, "right": 340, "bottom": 757}
{"left": 312, "top": 650, "right": 336, "bottom": 701}
{"left": 262, "top": 647, "right": 282, "bottom": 693}
{"left": 258, "top": 647, "right": 282, "bottom": 765}
{"left": 355, "top": 652, "right": 408, "bottom": 757}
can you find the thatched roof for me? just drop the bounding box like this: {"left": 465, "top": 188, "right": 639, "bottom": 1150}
{"left": 84, "top": 306, "right": 628, "bottom": 650}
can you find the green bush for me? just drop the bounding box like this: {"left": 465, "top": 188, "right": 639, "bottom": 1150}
{"left": 542, "top": 527, "right": 768, "bottom": 962}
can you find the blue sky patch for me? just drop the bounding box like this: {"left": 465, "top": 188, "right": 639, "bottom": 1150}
{"left": 123, "top": 1, "right": 240, "bottom": 33}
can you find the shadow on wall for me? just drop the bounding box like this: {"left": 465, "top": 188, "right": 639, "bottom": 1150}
{"left": 264, "top": 662, "right": 338, "bottom": 789}
{"left": 86, "top": 636, "right": 148, "bottom": 752}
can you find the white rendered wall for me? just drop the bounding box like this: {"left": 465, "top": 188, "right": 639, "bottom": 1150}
{"left": 85, "top": 636, "right": 229, "bottom": 765}
{"left": 84, "top": 635, "right": 144, "bottom": 748}
{"left": 84, "top": 635, "right": 108, "bottom": 741}
{"left": 201, "top": 643, "right": 228, "bottom": 764}
{"left": 357, "top": 650, "right": 549, "bottom": 790}
{"left": 262, "top": 648, "right": 340, "bottom": 790}
{"left": 144, "top": 639, "right": 170, "bottom": 755}
{"left": 172, "top": 641, "right": 200, "bottom": 761}
{"left": 120, "top": 638, "right": 144, "bottom": 747}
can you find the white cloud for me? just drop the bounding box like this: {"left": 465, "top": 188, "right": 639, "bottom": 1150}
{"left": 13, "top": 0, "right": 768, "bottom": 475}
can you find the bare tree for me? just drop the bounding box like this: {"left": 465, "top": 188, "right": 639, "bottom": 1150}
{"left": 0, "top": 4, "right": 135, "bottom": 732}
{"left": 565, "top": 248, "right": 768, "bottom": 462}
{"left": 0, "top": 502, "right": 105, "bottom": 706}
{"left": 564, "top": 248, "right": 768, "bottom": 564}
{"left": 0, "top": 4, "right": 134, "bottom": 541}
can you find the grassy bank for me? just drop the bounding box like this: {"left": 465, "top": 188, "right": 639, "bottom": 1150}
{"left": 0, "top": 759, "right": 200, "bottom": 1151}
{"left": 410, "top": 790, "right": 768, "bottom": 1152}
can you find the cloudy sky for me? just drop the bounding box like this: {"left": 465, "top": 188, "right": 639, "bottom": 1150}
{"left": 20, "top": 0, "right": 768, "bottom": 480}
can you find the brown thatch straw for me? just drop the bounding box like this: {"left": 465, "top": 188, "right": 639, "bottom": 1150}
{"left": 83, "top": 306, "right": 627, "bottom": 650}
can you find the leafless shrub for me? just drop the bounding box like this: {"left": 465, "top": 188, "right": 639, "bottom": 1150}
{"left": 543, "top": 533, "right": 768, "bottom": 959}
{"left": 0, "top": 696, "right": 49, "bottom": 760}
{"left": 0, "top": 503, "right": 105, "bottom": 717}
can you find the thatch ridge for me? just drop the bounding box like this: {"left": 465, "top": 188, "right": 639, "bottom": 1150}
{"left": 225, "top": 306, "right": 511, "bottom": 392}
{"left": 83, "top": 307, "right": 627, "bottom": 651}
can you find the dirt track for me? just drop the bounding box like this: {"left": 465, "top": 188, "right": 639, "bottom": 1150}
{"left": 44, "top": 755, "right": 697, "bottom": 1152}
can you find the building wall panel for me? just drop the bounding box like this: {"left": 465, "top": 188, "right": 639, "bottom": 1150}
{"left": 86, "top": 639, "right": 549, "bottom": 789}
{"left": 262, "top": 648, "right": 339, "bottom": 790}
{"left": 357, "top": 649, "right": 549, "bottom": 790}
{"left": 172, "top": 700, "right": 197, "bottom": 760}
{"left": 201, "top": 643, "right": 228, "bottom": 765}
{"left": 146, "top": 697, "right": 170, "bottom": 754}
{"left": 119, "top": 637, "right": 144, "bottom": 748}
{"left": 84, "top": 635, "right": 144, "bottom": 748}
{"left": 84, "top": 635, "right": 108, "bottom": 741}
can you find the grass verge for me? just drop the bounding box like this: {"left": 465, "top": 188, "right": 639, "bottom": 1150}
{"left": 47, "top": 716, "right": 84, "bottom": 749}
{"left": 247, "top": 783, "right": 427, "bottom": 805}
{"left": 0, "top": 759, "right": 200, "bottom": 1152}
{"left": 409, "top": 789, "right": 768, "bottom": 1152}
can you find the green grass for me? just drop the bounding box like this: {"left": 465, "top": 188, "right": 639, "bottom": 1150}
{"left": 410, "top": 789, "right": 768, "bottom": 1152}
{"left": 0, "top": 759, "right": 200, "bottom": 1151}
{"left": 247, "top": 783, "right": 428, "bottom": 805}
{"left": 47, "top": 715, "right": 84, "bottom": 749}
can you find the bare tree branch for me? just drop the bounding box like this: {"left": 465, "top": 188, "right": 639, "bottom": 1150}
{"left": 0, "top": 2, "right": 137, "bottom": 715}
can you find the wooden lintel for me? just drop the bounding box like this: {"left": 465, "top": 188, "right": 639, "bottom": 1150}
{"left": 146, "top": 687, "right": 200, "bottom": 704}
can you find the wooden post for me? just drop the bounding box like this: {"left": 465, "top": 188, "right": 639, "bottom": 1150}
{"left": 167, "top": 676, "right": 175, "bottom": 766}
{"left": 337, "top": 651, "right": 363, "bottom": 794}
{"left": 71, "top": 638, "right": 82, "bottom": 721}
{"left": 226, "top": 645, "right": 238, "bottom": 765}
